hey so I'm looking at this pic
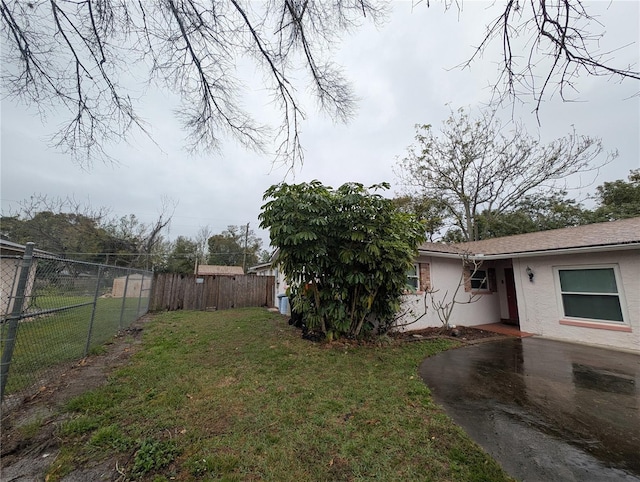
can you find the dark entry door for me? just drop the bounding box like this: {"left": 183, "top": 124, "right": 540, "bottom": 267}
{"left": 504, "top": 267, "right": 519, "bottom": 326}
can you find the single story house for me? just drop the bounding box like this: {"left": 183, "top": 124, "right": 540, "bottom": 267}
{"left": 399, "top": 217, "right": 640, "bottom": 353}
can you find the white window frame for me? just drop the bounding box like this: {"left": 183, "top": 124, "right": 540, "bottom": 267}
{"left": 406, "top": 264, "right": 419, "bottom": 292}
{"left": 554, "top": 264, "right": 628, "bottom": 325}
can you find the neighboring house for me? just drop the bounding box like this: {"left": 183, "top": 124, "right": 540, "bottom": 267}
{"left": 0, "top": 240, "right": 53, "bottom": 316}
{"left": 195, "top": 264, "right": 245, "bottom": 276}
{"left": 248, "top": 250, "right": 287, "bottom": 308}
{"left": 399, "top": 217, "right": 640, "bottom": 353}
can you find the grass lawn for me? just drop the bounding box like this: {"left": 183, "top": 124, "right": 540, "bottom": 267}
{"left": 48, "top": 308, "right": 512, "bottom": 481}
{"left": 2, "top": 296, "right": 146, "bottom": 394}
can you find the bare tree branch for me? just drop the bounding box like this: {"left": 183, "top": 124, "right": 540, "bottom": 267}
{"left": 396, "top": 106, "right": 616, "bottom": 241}
{"left": 1, "top": 0, "right": 384, "bottom": 167}
{"left": 460, "top": 0, "right": 640, "bottom": 115}
{"left": 2, "top": 1, "right": 636, "bottom": 166}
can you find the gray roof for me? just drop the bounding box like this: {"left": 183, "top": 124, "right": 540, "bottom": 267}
{"left": 0, "top": 239, "right": 56, "bottom": 257}
{"left": 419, "top": 217, "right": 640, "bottom": 258}
{"left": 196, "top": 265, "right": 245, "bottom": 276}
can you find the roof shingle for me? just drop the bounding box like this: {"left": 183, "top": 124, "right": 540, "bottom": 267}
{"left": 419, "top": 217, "right": 640, "bottom": 257}
{"left": 197, "top": 265, "right": 245, "bottom": 276}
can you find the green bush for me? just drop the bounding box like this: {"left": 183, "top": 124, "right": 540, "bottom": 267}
{"left": 260, "top": 181, "right": 425, "bottom": 339}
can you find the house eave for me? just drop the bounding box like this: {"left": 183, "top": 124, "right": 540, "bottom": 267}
{"left": 248, "top": 262, "right": 274, "bottom": 272}
{"left": 419, "top": 242, "right": 640, "bottom": 260}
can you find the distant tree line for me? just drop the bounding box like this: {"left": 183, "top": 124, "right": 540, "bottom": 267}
{"left": 3, "top": 166, "right": 637, "bottom": 272}
{"left": 1, "top": 196, "right": 268, "bottom": 273}
{"left": 0, "top": 196, "right": 172, "bottom": 269}
{"left": 165, "top": 225, "right": 269, "bottom": 274}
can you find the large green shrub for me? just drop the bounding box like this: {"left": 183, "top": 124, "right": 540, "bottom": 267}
{"left": 259, "top": 181, "right": 425, "bottom": 339}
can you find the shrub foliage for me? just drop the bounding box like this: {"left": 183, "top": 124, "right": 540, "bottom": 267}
{"left": 260, "top": 181, "right": 426, "bottom": 339}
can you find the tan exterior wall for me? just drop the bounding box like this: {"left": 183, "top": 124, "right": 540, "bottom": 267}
{"left": 1, "top": 258, "right": 37, "bottom": 316}
{"left": 398, "top": 255, "right": 501, "bottom": 331}
{"left": 112, "top": 275, "right": 152, "bottom": 298}
{"left": 513, "top": 249, "right": 639, "bottom": 353}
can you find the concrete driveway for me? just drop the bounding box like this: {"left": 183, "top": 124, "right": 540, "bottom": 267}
{"left": 419, "top": 337, "right": 640, "bottom": 481}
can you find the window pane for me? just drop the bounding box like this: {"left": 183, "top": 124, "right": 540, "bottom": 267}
{"left": 470, "top": 270, "right": 487, "bottom": 290}
{"left": 406, "top": 265, "right": 418, "bottom": 291}
{"left": 470, "top": 279, "right": 487, "bottom": 290}
{"left": 559, "top": 269, "right": 618, "bottom": 293}
{"left": 406, "top": 277, "right": 418, "bottom": 291}
{"left": 562, "top": 294, "right": 623, "bottom": 322}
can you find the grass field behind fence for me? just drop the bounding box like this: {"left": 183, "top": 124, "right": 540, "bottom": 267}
{"left": 1, "top": 296, "right": 147, "bottom": 395}
{"left": 47, "top": 308, "right": 513, "bottom": 481}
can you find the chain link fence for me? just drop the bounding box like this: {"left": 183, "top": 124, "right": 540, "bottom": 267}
{"left": 1, "top": 242, "right": 153, "bottom": 409}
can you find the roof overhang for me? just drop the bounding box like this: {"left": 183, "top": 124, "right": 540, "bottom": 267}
{"left": 419, "top": 242, "right": 640, "bottom": 261}
{"left": 248, "top": 262, "right": 273, "bottom": 272}
{"left": 0, "top": 239, "right": 57, "bottom": 258}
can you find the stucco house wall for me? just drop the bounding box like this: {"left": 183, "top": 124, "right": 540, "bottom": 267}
{"left": 398, "top": 255, "right": 501, "bottom": 331}
{"left": 399, "top": 218, "right": 640, "bottom": 352}
{"left": 513, "top": 249, "right": 639, "bottom": 353}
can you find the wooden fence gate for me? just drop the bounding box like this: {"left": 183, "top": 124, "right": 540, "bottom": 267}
{"left": 149, "top": 273, "right": 275, "bottom": 311}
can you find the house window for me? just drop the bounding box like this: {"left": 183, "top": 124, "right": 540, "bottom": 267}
{"left": 406, "top": 264, "right": 419, "bottom": 292}
{"left": 469, "top": 269, "right": 489, "bottom": 291}
{"left": 557, "top": 267, "right": 624, "bottom": 323}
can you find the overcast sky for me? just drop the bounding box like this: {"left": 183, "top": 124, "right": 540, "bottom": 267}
{"left": 2, "top": 1, "right": 639, "bottom": 247}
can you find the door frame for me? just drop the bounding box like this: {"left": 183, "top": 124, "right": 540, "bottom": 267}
{"left": 504, "top": 267, "right": 520, "bottom": 326}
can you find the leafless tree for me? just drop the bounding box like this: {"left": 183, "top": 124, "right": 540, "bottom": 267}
{"left": 105, "top": 197, "right": 176, "bottom": 269}
{"left": 1, "top": 0, "right": 384, "bottom": 166}
{"left": 2, "top": 1, "right": 637, "bottom": 166}
{"left": 396, "top": 106, "right": 617, "bottom": 241}
{"left": 194, "top": 225, "right": 212, "bottom": 264}
{"left": 460, "top": 0, "right": 640, "bottom": 114}
{"left": 6, "top": 194, "right": 111, "bottom": 222}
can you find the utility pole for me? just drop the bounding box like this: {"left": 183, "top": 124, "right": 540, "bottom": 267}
{"left": 242, "top": 222, "right": 249, "bottom": 273}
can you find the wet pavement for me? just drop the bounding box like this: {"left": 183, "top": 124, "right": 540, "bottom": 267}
{"left": 419, "top": 337, "right": 640, "bottom": 481}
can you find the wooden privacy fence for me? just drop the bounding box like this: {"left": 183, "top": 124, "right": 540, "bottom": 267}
{"left": 149, "top": 273, "right": 275, "bottom": 311}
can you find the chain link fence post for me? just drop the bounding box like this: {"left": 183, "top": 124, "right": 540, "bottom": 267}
{"left": 118, "top": 273, "right": 130, "bottom": 330}
{"left": 84, "top": 265, "right": 104, "bottom": 358}
{"left": 1, "top": 243, "right": 35, "bottom": 401}
{"left": 135, "top": 272, "right": 144, "bottom": 317}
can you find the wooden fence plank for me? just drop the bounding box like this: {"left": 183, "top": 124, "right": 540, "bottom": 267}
{"left": 149, "top": 273, "right": 276, "bottom": 312}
